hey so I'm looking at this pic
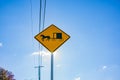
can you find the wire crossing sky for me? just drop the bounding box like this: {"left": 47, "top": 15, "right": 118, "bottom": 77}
{"left": 0, "top": 0, "right": 120, "bottom": 80}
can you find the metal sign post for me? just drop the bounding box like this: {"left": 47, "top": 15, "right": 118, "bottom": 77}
{"left": 51, "top": 53, "right": 54, "bottom": 80}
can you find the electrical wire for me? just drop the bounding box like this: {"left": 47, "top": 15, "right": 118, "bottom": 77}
{"left": 30, "top": 0, "right": 34, "bottom": 47}
{"left": 30, "top": 0, "right": 38, "bottom": 75}
{"left": 42, "top": 0, "right": 46, "bottom": 30}
{"left": 41, "top": 0, "right": 47, "bottom": 60}
{"left": 39, "top": 0, "right": 47, "bottom": 66}
{"left": 30, "top": 0, "right": 47, "bottom": 80}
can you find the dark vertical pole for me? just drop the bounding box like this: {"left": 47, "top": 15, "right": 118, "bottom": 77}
{"left": 38, "top": 0, "right": 42, "bottom": 79}
{"left": 51, "top": 53, "right": 54, "bottom": 80}
{"left": 38, "top": 66, "right": 40, "bottom": 80}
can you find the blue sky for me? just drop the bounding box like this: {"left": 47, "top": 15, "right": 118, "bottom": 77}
{"left": 0, "top": 0, "right": 120, "bottom": 80}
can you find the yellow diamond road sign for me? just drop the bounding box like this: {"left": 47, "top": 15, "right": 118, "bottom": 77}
{"left": 34, "top": 24, "right": 70, "bottom": 52}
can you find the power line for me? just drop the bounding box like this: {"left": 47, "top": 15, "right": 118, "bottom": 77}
{"left": 41, "top": 0, "right": 47, "bottom": 55}
{"left": 38, "top": 0, "right": 47, "bottom": 69}
{"left": 42, "top": 0, "right": 46, "bottom": 30}
{"left": 30, "top": 0, "right": 34, "bottom": 47}
{"left": 30, "top": 0, "right": 47, "bottom": 80}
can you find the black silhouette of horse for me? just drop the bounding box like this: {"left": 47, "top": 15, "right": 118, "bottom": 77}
{"left": 40, "top": 35, "right": 50, "bottom": 41}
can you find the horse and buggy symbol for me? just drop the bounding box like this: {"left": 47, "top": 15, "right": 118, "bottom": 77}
{"left": 40, "top": 33, "right": 62, "bottom": 41}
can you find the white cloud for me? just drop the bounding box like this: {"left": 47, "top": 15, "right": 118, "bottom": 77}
{"left": 74, "top": 77, "right": 80, "bottom": 80}
{"left": 0, "top": 42, "right": 2, "bottom": 47}
{"left": 98, "top": 65, "right": 108, "bottom": 72}
{"left": 98, "top": 65, "right": 120, "bottom": 72}
{"left": 56, "top": 64, "right": 61, "bottom": 68}
{"left": 102, "top": 66, "right": 107, "bottom": 70}
{"left": 31, "top": 51, "right": 50, "bottom": 56}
